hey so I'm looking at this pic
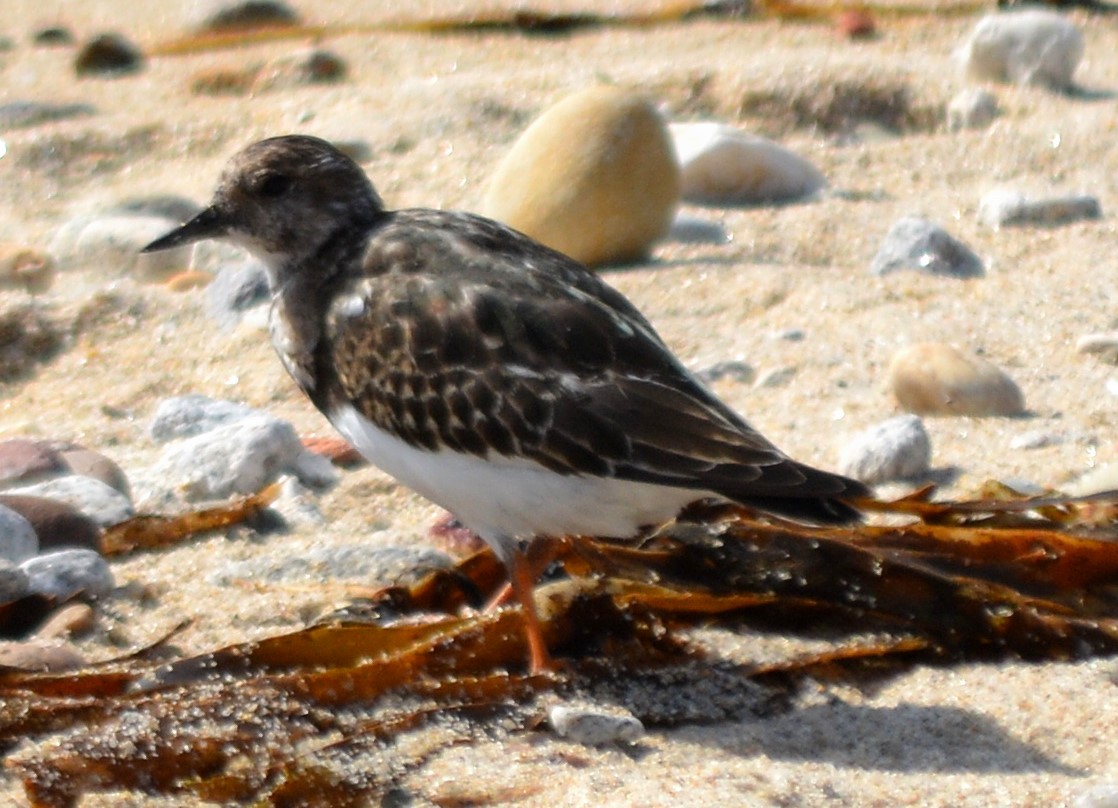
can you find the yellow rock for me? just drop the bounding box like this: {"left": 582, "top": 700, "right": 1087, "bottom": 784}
{"left": 889, "top": 342, "right": 1025, "bottom": 417}
{"left": 480, "top": 86, "right": 679, "bottom": 268}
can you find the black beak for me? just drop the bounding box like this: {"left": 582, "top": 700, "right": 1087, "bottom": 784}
{"left": 141, "top": 206, "right": 229, "bottom": 253}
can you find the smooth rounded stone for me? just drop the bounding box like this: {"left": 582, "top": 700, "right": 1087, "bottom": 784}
{"left": 20, "top": 548, "right": 114, "bottom": 600}
{"left": 1065, "top": 464, "right": 1118, "bottom": 497}
{"left": 8, "top": 476, "right": 133, "bottom": 528}
{"left": 149, "top": 394, "right": 257, "bottom": 442}
{"left": 481, "top": 86, "right": 680, "bottom": 268}
{"left": 0, "top": 244, "right": 56, "bottom": 294}
{"left": 0, "top": 438, "right": 66, "bottom": 488}
{"left": 0, "top": 560, "right": 30, "bottom": 603}
{"left": 0, "top": 639, "right": 86, "bottom": 671}
{"left": 204, "top": 259, "right": 270, "bottom": 327}
{"left": 889, "top": 343, "right": 1026, "bottom": 416}
{"left": 1077, "top": 333, "right": 1118, "bottom": 363}
{"left": 946, "top": 88, "right": 998, "bottom": 131}
{"left": 0, "top": 505, "right": 38, "bottom": 563}
{"left": 151, "top": 413, "right": 334, "bottom": 501}
{"left": 1075, "top": 783, "right": 1118, "bottom": 808}
{"left": 666, "top": 213, "right": 731, "bottom": 244}
{"left": 58, "top": 448, "right": 131, "bottom": 500}
{"left": 770, "top": 328, "right": 805, "bottom": 342}
{"left": 548, "top": 704, "right": 645, "bottom": 745}
{"left": 838, "top": 415, "right": 931, "bottom": 484}
{"left": 870, "top": 216, "right": 984, "bottom": 279}
{"left": 208, "top": 544, "right": 453, "bottom": 587}
{"left": 0, "top": 494, "right": 103, "bottom": 552}
{"left": 978, "top": 188, "right": 1100, "bottom": 229}
{"left": 693, "top": 359, "right": 755, "bottom": 384}
{"left": 74, "top": 32, "right": 144, "bottom": 77}
{"left": 0, "top": 101, "right": 94, "bottom": 132}
{"left": 669, "top": 122, "right": 826, "bottom": 206}
{"left": 255, "top": 48, "right": 347, "bottom": 91}
{"left": 195, "top": 0, "right": 302, "bottom": 32}
{"left": 50, "top": 213, "right": 190, "bottom": 280}
{"left": 754, "top": 366, "right": 796, "bottom": 389}
{"left": 1009, "top": 429, "right": 1064, "bottom": 450}
{"left": 958, "top": 10, "right": 1083, "bottom": 90}
{"left": 34, "top": 601, "right": 96, "bottom": 639}
{"left": 835, "top": 9, "right": 875, "bottom": 39}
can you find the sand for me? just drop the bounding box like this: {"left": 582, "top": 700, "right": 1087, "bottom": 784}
{"left": 3, "top": 0, "right": 1118, "bottom": 805}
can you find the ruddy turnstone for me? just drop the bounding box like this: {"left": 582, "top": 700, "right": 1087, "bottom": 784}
{"left": 143, "top": 135, "right": 869, "bottom": 672}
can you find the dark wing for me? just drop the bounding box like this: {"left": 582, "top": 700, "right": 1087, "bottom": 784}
{"left": 321, "top": 210, "right": 866, "bottom": 522}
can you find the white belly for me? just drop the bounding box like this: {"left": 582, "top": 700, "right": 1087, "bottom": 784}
{"left": 328, "top": 404, "right": 703, "bottom": 547}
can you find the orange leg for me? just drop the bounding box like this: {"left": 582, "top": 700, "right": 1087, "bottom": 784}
{"left": 508, "top": 552, "right": 554, "bottom": 674}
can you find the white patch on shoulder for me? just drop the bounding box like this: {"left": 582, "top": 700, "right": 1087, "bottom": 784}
{"left": 327, "top": 403, "right": 704, "bottom": 548}
{"left": 334, "top": 292, "right": 367, "bottom": 320}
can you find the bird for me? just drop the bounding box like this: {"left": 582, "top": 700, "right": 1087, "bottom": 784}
{"left": 143, "top": 134, "right": 869, "bottom": 673}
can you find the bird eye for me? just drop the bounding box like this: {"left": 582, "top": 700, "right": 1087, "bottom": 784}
{"left": 255, "top": 172, "right": 292, "bottom": 198}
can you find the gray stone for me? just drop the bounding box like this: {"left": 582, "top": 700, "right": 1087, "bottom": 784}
{"left": 548, "top": 704, "right": 645, "bottom": 745}
{"left": 870, "top": 216, "right": 984, "bottom": 279}
{"left": 20, "top": 549, "right": 115, "bottom": 600}
{"left": 838, "top": 415, "right": 931, "bottom": 484}
{"left": 959, "top": 10, "right": 1083, "bottom": 90}
{"left": 51, "top": 213, "right": 188, "bottom": 279}
{"left": 149, "top": 394, "right": 256, "bottom": 442}
{"left": 946, "top": 88, "right": 998, "bottom": 131}
{"left": 8, "top": 475, "right": 133, "bottom": 527}
{"left": 205, "top": 259, "right": 270, "bottom": 327}
{"left": 0, "top": 503, "right": 40, "bottom": 563}
{"left": 151, "top": 413, "right": 331, "bottom": 500}
{"left": 979, "top": 189, "right": 1100, "bottom": 229}
{"left": 694, "top": 359, "right": 755, "bottom": 385}
{"left": 0, "top": 101, "right": 95, "bottom": 132}
{"left": 0, "top": 559, "right": 30, "bottom": 602}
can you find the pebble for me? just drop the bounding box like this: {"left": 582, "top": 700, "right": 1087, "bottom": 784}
{"left": 1076, "top": 333, "right": 1118, "bottom": 363}
{"left": 110, "top": 195, "right": 201, "bottom": 223}
{"left": 669, "top": 122, "right": 826, "bottom": 205}
{"left": 151, "top": 413, "right": 337, "bottom": 501}
{"left": 0, "top": 495, "right": 102, "bottom": 553}
{"left": 870, "top": 216, "right": 984, "bottom": 279}
{"left": 8, "top": 476, "right": 133, "bottom": 528}
{"left": 196, "top": 0, "right": 302, "bottom": 32}
{"left": 0, "top": 101, "right": 94, "bottom": 132}
{"left": 31, "top": 26, "right": 76, "bottom": 47}
{"left": 254, "top": 49, "right": 347, "bottom": 91}
{"left": 50, "top": 212, "right": 191, "bottom": 280}
{"left": 835, "top": 9, "right": 876, "bottom": 39}
{"left": 666, "top": 214, "right": 731, "bottom": 244}
{"left": 165, "top": 270, "right": 214, "bottom": 292}
{"left": 269, "top": 476, "right": 325, "bottom": 527}
{"left": 0, "top": 438, "right": 67, "bottom": 488}
{"left": 838, "top": 415, "right": 931, "bottom": 484}
{"left": 0, "top": 505, "right": 38, "bottom": 563}
{"left": 754, "top": 366, "right": 797, "bottom": 389}
{"left": 959, "top": 10, "right": 1083, "bottom": 90}
{"left": 694, "top": 359, "right": 755, "bottom": 384}
{"left": 0, "top": 302, "right": 63, "bottom": 381}
{"left": 20, "top": 548, "right": 115, "bottom": 600}
{"left": 208, "top": 543, "right": 453, "bottom": 587}
{"left": 74, "top": 32, "right": 144, "bottom": 77}
{"left": 204, "top": 259, "right": 270, "bottom": 327}
{"left": 481, "top": 86, "right": 680, "bottom": 268}
{"left": 946, "top": 88, "right": 998, "bottom": 132}
{"left": 978, "top": 189, "right": 1100, "bottom": 229}
{"left": 548, "top": 704, "right": 645, "bottom": 745}
{"left": 34, "top": 602, "right": 96, "bottom": 639}
{"left": 889, "top": 343, "right": 1026, "bottom": 416}
{"left": 0, "top": 639, "right": 86, "bottom": 671}
{"left": 149, "top": 394, "right": 257, "bottom": 442}
{"left": 1009, "top": 430, "right": 1064, "bottom": 450}
{"left": 58, "top": 447, "right": 132, "bottom": 499}
{"left": 0, "top": 244, "right": 55, "bottom": 294}
{"left": 0, "top": 560, "right": 30, "bottom": 602}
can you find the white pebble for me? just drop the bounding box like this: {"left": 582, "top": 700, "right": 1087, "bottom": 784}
{"left": 959, "top": 10, "right": 1083, "bottom": 90}
{"left": 754, "top": 366, "right": 796, "bottom": 389}
{"left": 150, "top": 394, "right": 257, "bottom": 442}
{"left": 979, "top": 188, "right": 1100, "bottom": 229}
{"left": 53, "top": 214, "right": 188, "bottom": 281}
{"left": 838, "top": 415, "right": 931, "bottom": 484}
{"left": 0, "top": 505, "right": 38, "bottom": 563}
{"left": 1009, "top": 430, "right": 1064, "bottom": 450}
{"left": 548, "top": 704, "right": 644, "bottom": 745}
{"left": 20, "top": 549, "right": 114, "bottom": 600}
{"left": 946, "top": 88, "right": 998, "bottom": 131}
{"left": 670, "top": 122, "right": 825, "bottom": 205}
{"left": 9, "top": 475, "right": 133, "bottom": 527}
{"left": 1077, "top": 333, "right": 1118, "bottom": 362}
{"left": 871, "top": 217, "right": 983, "bottom": 278}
